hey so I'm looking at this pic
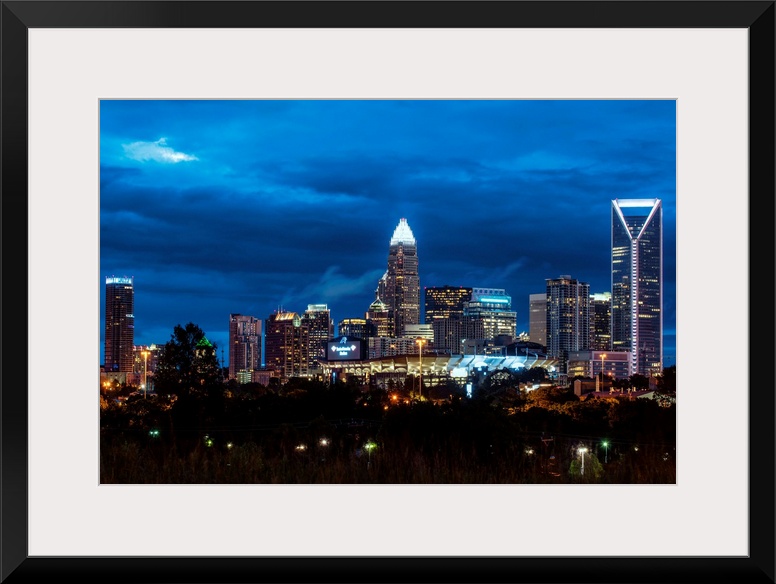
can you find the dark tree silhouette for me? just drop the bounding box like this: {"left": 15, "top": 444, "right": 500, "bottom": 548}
{"left": 154, "top": 323, "right": 223, "bottom": 398}
{"left": 629, "top": 373, "right": 650, "bottom": 391}
{"left": 654, "top": 365, "right": 676, "bottom": 406}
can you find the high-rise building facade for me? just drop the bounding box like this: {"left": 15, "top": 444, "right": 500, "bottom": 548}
{"left": 528, "top": 293, "right": 547, "bottom": 348}
{"left": 545, "top": 276, "right": 590, "bottom": 368}
{"left": 611, "top": 198, "right": 663, "bottom": 376}
{"left": 104, "top": 276, "right": 135, "bottom": 372}
{"left": 424, "top": 286, "right": 472, "bottom": 323}
{"left": 589, "top": 292, "right": 612, "bottom": 352}
{"left": 463, "top": 288, "right": 517, "bottom": 342}
{"left": 265, "top": 311, "right": 309, "bottom": 378}
{"left": 383, "top": 218, "right": 420, "bottom": 337}
{"left": 229, "top": 314, "right": 262, "bottom": 380}
{"left": 365, "top": 295, "right": 391, "bottom": 338}
{"left": 368, "top": 336, "right": 427, "bottom": 359}
{"left": 431, "top": 316, "right": 485, "bottom": 355}
{"left": 302, "top": 304, "right": 333, "bottom": 367}
{"left": 337, "top": 318, "right": 375, "bottom": 340}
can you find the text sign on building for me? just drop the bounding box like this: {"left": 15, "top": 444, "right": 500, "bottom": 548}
{"left": 327, "top": 336, "right": 362, "bottom": 361}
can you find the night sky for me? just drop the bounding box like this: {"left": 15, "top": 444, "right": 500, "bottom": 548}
{"left": 100, "top": 100, "right": 676, "bottom": 366}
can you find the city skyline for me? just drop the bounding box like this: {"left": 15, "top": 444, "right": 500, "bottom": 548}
{"left": 100, "top": 100, "right": 676, "bottom": 366}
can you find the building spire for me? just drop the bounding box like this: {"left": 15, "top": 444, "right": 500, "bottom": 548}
{"left": 390, "top": 218, "right": 416, "bottom": 245}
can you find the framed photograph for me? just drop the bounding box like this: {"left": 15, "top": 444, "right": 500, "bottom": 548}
{"left": 2, "top": 1, "right": 773, "bottom": 583}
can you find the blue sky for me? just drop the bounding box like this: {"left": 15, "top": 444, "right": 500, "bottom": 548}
{"left": 100, "top": 100, "right": 676, "bottom": 366}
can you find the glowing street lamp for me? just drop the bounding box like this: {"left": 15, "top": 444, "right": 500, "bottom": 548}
{"left": 578, "top": 446, "right": 588, "bottom": 476}
{"left": 415, "top": 337, "right": 427, "bottom": 400}
{"left": 600, "top": 353, "right": 607, "bottom": 391}
{"left": 364, "top": 441, "right": 377, "bottom": 468}
{"left": 601, "top": 440, "right": 609, "bottom": 463}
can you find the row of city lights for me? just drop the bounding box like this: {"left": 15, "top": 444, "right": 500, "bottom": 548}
{"left": 149, "top": 430, "right": 658, "bottom": 469}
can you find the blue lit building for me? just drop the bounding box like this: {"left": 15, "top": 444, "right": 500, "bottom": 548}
{"left": 464, "top": 288, "right": 517, "bottom": 342}
{"left": 611, "top": 198, "right": 663, "bottom": 376}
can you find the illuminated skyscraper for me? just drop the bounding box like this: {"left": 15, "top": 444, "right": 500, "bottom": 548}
{"left": 424, "top": 286, "right": 472, "bottom": 323}
{"left": 337, "top": 318, "right": 374, "bottom": 340}
{"left": 365, "top": 295, "right": 391, "bottom": 338}
{"left": 265, "top": 311, "right": 309, "bottom": 378}
{"left": 464, "top": 288, "right": 517, "bottom": 341}
{"left": 589, "top": 292, "right": 612, "bottom": 352}
{"left": 546, "top": 276, "right": 590, "bottom": 368}
{"left": 229, "top": 314, "right": 262, "bottom": 380}
{"left": 384, "top": 218, "right": 420, "bottom": 337}
{"left": 302, "top": 304, "right": 334, "bottom": 366}
{"left": 529, "top": 293, "right": 547, "bottom": 348}
{"left": 104, "top": 276, "right": 135, "bottom": 372}
{"left": 611, "top": 198, "right": 663, "bottom": 376}
{"left": 424, "top": 286, "right": 472, "bottom": 352}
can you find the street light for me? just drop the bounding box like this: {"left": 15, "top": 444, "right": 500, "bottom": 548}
{"left": 578, "top": 446, "right": 588, "bottom": 476}
{"left": 364, "top": 441, "right": 377, "bottom": 468}
{"left": 601, "top": 440, "right": 609, "bottom": 463}
{"left": 141, "top": 349, "right": 150, "bottom": 399}
{"left": 595, "top": 353, "right": 607, "bottom": 392}
{"left": 415, "top": 337, "right": 427, "bottom": 400}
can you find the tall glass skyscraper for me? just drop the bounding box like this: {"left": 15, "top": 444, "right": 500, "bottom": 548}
{"left": 611, "top": 198, "right": 663, "bottom": 376}
{"left": 464, "top": 288, "right": 517, "bottom": 341}
{"left": 384, "top": 218, "right": 420, "bottom": 337}
{"left": 228, "top": 313, "right": 262, "bottom": 380}
{"left": 302, "top": 304, "right": 334, "bottom": 367}
{"left": 265, "top": 311, "right": 309, "bottom": 379}
{"left": 104, "top": 276, "right": 135, "bottom": 372}
{"left": 545, "top": 276, "right": 590, "bottom": 369}
{"left": 424, "top": 286, "right": 472, "bottom": 323}
{"left": 588, "top": 292, "right": 612, "bottom": 352}
{"left": 529, "top": 292, "right": 547, "bottom": 348}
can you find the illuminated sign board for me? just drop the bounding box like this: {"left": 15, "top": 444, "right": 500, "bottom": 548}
{"left": 327, "top": 336, "right": 363, "bottom": 361}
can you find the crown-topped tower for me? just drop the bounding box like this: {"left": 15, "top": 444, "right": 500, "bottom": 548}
{"left": 383, "top": 218, "right": 420, "bottom": 337}
{"left": 390, "top": 217, "right": 416, "bottom": 246}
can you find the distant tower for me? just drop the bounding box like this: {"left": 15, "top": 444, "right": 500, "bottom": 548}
{"left": 529, "top": 293, "right": 547, "bottom": 348}
{"left": 589, "top": 292, "right": 612, "bottom": 351}
{"left": 365, "top": 295, "right": 391, "bottom": 338}
{"left": 302, "top": 304, "right": 334, "bottom": 367}
{"left": 337, "top": 318, "right": 374, "bottom": 340}
{"left": 611, "top": 198, "right": 663, "bottom": 376}
{"left": 424, "top": 286, "right": 472, "bottom": 323}
{"left": 546, "top": 276, "right": 590, "bottom": 369}
{"left": 384, "top": 218, "right": 420, "bottom": 337}
{"left": 265, "top": 311, "right": 309, "bottom": 379}
{"left": 464, "top": 288, "right": 517, "bottom": 342}
{"left": 104, "top": 276, "right": 135, "bottom": 372}
{"left": 228, "top": 314, "right": 262, "bottom": 380}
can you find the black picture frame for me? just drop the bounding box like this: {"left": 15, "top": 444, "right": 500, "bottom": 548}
{"left": 2, "top": 2, "right": 773, "bottom": 583}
